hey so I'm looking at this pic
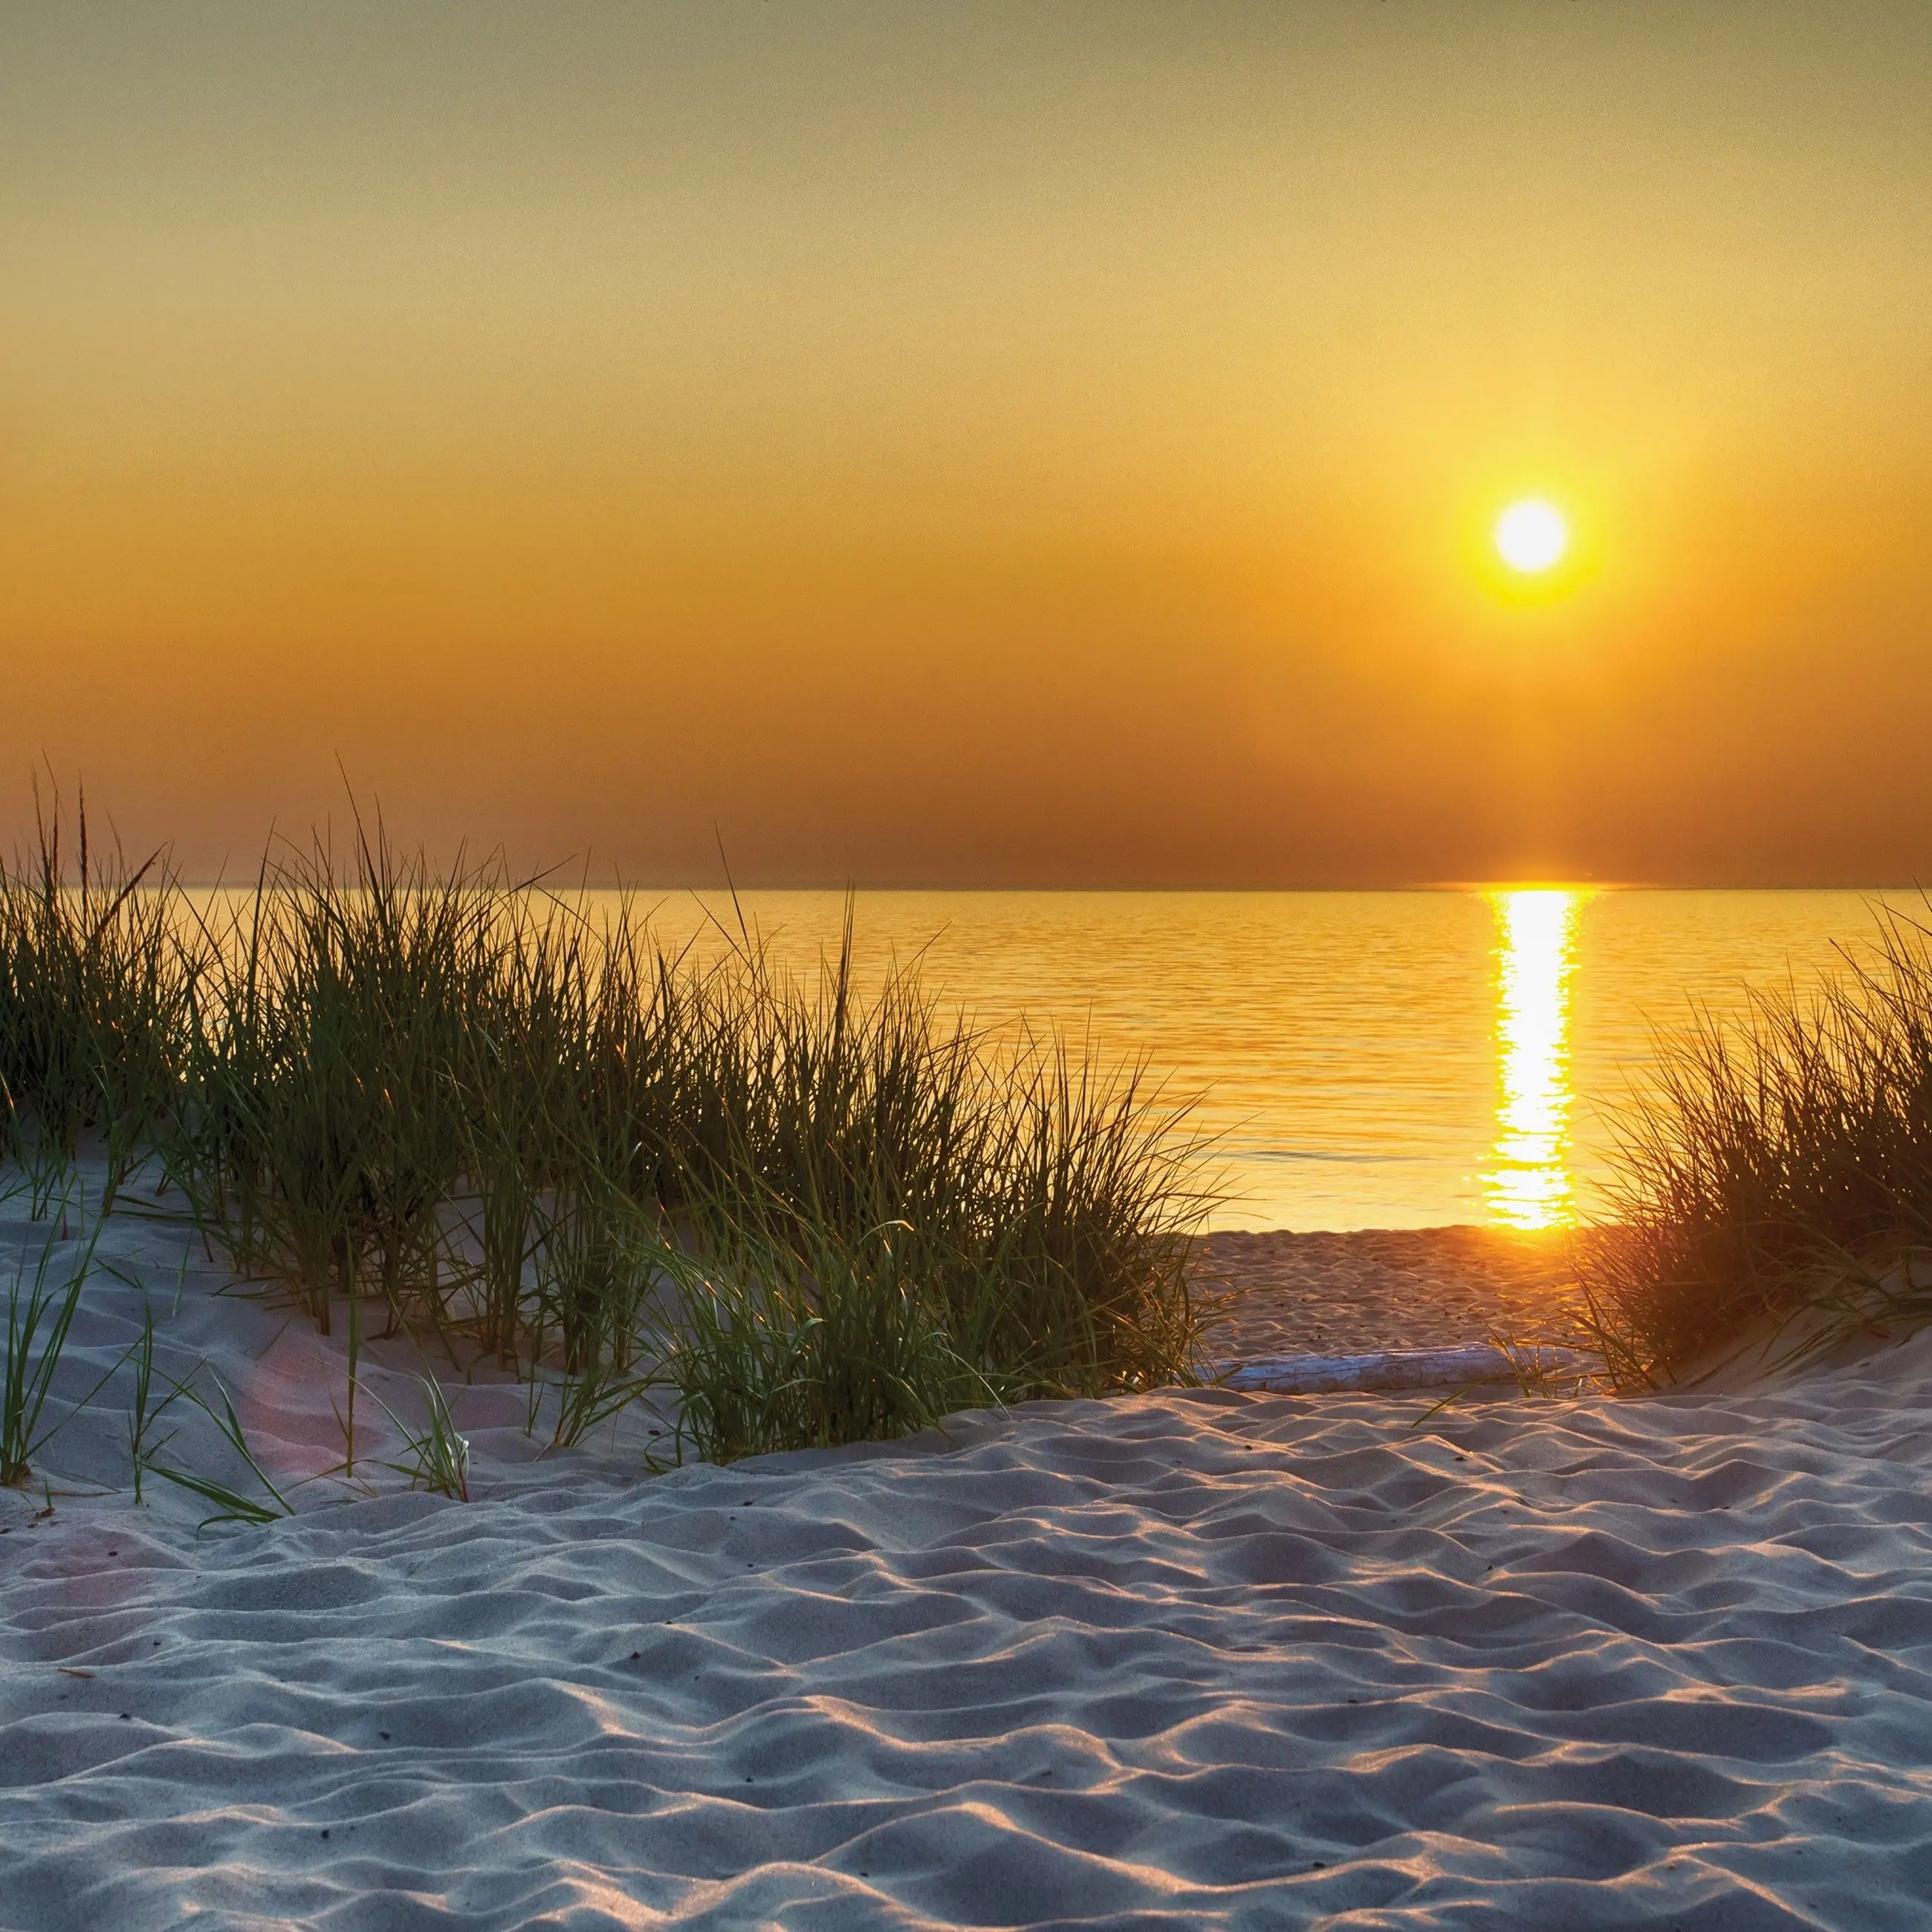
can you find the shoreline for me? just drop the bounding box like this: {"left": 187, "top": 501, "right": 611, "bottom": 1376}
{"left": 1198, "top": 1222, "right": 1592, "bottom": 1361}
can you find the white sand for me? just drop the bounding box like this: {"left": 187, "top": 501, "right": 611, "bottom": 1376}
{"left": 6, "top": 1172, "right": 1932, "bottom": 1928}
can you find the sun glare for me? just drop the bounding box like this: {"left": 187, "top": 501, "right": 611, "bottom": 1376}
{"left": 1494, "top": 499, "right": 1569, "bottom": 574}
{"left": 1484, "top": 888, "right": 1583, "bottom": 1231}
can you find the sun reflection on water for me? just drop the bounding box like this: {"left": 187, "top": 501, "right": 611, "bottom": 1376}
{"left": 1485, "top": 888, "right": 1584, "bottom": 1230}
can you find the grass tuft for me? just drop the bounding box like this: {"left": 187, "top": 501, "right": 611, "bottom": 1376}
{"left": 1, "top": 1202, "right": 106, "bottom": 1487}
{"left": 0, "top": 785, "right": 194, "bottom": 1214}
{"left": 1579, "top": 904, "right": 1932, "bottom": 1387}
{"left": 1, "top": 792, "right": 1211, "bottom": 1468}
{"left": 370, "top": 1372, "right": 473, "bottom": 1501}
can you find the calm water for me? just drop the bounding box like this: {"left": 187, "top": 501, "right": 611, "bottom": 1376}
{"left": 631, "top": 888, "right": 1914, "bottom": 1232}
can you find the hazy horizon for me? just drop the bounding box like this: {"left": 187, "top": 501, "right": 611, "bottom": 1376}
{"left": 155, "top": 874, "right": 1932, "bottom": 896}
{"left": 7, "top": 2, "right": 1931, "bottom": 886}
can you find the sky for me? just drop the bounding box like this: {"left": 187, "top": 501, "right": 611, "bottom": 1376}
{"left": 4, "top": 1, "right": 1931, "bottom": 886}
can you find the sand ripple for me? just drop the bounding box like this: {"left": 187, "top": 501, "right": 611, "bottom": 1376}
{"left": 10, "top": 1330, "right": 1932, "bottom": 1927}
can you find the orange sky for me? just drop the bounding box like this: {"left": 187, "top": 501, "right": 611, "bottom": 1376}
{"left": 4, "top": 2, "right": 1931, "bottom": 884}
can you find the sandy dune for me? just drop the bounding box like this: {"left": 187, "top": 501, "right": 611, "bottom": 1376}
{"left": 5, "top": 1177, "right": 1932, "bottom": 1928}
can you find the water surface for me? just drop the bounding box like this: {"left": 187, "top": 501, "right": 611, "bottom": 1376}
{"left": 633, "top": 888, "right": 1911, "bottom": 1231}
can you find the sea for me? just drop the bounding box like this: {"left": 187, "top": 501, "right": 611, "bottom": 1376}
{"left": 631, "top": 887, "right": 1922, "bottom": 1234}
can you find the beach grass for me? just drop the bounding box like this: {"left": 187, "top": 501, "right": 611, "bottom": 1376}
{"left": 2, "top": 801, "right": 1210, "bottom": 1462}
{"left": 0, "top": 791, "right": 195, "bottom": 1214}
{"left": 1581, "top": 904, "right": 1932, "bottom": 1386}
{"left": 1, "top": 1205, "right": 105, "bottom": 1488}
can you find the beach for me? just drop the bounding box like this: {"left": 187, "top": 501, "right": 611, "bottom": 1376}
{"left": 5, "top": 1176, "right": 1929, "bottom": 1928}
{"left": 1196, "top": 1226, "right": 1592, "bottom": 1360}
{"left": 11, "top": 0, "right": 1931, "bottom": 1919}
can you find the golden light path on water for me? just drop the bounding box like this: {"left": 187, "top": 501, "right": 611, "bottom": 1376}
{"left": 1485, "top": 888, "right": 1586, "bottom": 1231}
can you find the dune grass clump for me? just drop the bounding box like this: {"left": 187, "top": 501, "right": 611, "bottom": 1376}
{"left": 656, "top": 1198, "right": 991, "bottom": 1464}
{"left": 652, "top": 921, "right": 1206, "bottom": 1422}
{"left": 1580, "top": 907, "right": 1932, "bottom": 1387}
{"left": 0, "top": 795, "right": 196, "bottom": 1213}
{"left": 652, "top": 1016, "right": 1204, "bottom": 1459}
{"left": 168, "top": 826, "right": 514, "bottom": 1333}
{"left": 0, "top": 791, "right": 1208, "bottom": 1464}
{"left": 83, "top": 810, "right": 1212, "bottom": 1459}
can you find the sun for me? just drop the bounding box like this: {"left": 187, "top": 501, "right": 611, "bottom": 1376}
{"left": 1494, "top": 498, "right": 1569, "bottom": 574}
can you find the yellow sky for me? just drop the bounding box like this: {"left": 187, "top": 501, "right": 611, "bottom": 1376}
{"left": 4, "top": 2, "right": 1931, "bottom": 884}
